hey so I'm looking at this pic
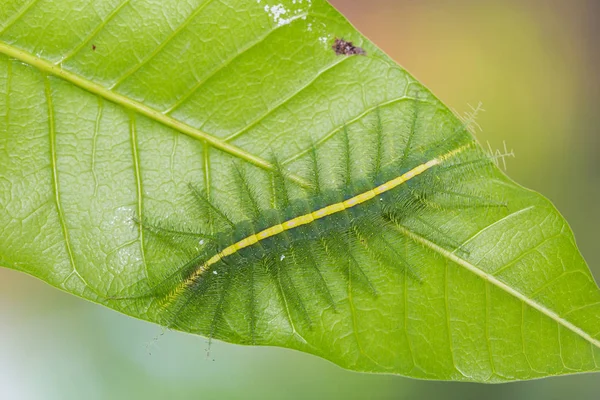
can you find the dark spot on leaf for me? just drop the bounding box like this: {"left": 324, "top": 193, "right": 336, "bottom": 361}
{"left": 332, "top": 38, "right": 366, "bottom": 56}
{"left": 92, "top": 44, "right": 96, "bottom": 51}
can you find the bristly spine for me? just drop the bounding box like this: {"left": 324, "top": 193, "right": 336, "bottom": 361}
{"left": 115, "top": 97, "right": 507, "bottom": 347}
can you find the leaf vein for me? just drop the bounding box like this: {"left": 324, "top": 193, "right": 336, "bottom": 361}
{"left": 4, "top": 59, "right": 10, "bottom": 134}
{"left": 521, "top": 302, "right": 536, "bottom": 373}
{"left": 403, "top": 255, "right": 416, "bottom": 371}
{"left": 491, "top": 231, "right": 563, "bottom": 277}
{"left": 395, "top": 224, "right": 600, "bottom": 350}
{"left": 484, "top": 281, "right": 497, "bottom": 374}
{"left": 0, "top": 42, "right": 311, "bottom": 188}
{"left": 129, "top": 113, "right": 148, "bottom": 279}
{"left": 44, "top": 76, "right": 89, "bottom": 288}
{"left": 346, "top": 251, "right": 386, "bottom": 369}
{"left": 456, "top": 205, "right": 536, "bottom": 252}
{"left": 0, "top": 0, "right": 39, "bottom": 35}
{"left": 58, "top": 0, "right": 132, "bottom": 64}
{"left": 282, "top": 96, "right": 421, "bottom": 166}
{"left": 224, "top": 56, "right": 350, "bottom": 142}
{"left": 91, "top": 97, "right": 103, "bottom": 197}
{"left": 163, "top": 12, "right": 308, "bottom": 115}
{"left": 444, "top": 259, "right": 458, "bottom": 373}
{"left": 110, "top": 0, "right": 216, "bottom": 89}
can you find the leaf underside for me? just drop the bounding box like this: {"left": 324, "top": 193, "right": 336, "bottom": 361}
{"left": 0, "top": 0, "right": 599, "bottom": 382}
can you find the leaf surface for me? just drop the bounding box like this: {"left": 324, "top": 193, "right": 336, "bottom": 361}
{"left": 0, "top": 0, "right": 599, "bottom": 382}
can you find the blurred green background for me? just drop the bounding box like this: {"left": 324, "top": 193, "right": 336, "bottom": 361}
{"left": 1, "top": 0, "right": 599, "bottom": 398}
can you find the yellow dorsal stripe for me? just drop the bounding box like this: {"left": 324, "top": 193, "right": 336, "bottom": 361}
{"left": 174, "top": 144, "right": 471, "bottom": 294}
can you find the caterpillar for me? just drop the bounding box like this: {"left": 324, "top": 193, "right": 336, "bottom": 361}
{"left": 114, "top": 96, "right": 506, "bottom": 347}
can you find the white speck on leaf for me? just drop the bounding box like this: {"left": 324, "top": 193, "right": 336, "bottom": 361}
{"left": 263, "top": 1, "right": 311, "bottom": 27}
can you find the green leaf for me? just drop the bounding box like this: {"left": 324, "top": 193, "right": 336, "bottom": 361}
{"left": 1, "top": 0, "right": 599, "bottom": 382}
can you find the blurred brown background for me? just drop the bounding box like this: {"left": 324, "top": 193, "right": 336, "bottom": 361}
{"left": 1, "top": 1, "right": 599, "bottom": 398}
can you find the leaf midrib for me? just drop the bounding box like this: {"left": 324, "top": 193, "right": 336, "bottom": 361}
{"left": 394, "top": 223, "right": 600, "bottom": 350}
{"left": 0, "top": 41, "right": 311, "bottom": 187}
{"left": 5, "top": 42, "right": 590, "bottom": 340}
{"left": 4, "top": 19, "right": 596, "bottom": 357}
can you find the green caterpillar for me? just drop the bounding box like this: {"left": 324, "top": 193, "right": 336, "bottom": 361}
{"left": 114, "top": 97, "right": 505, "bottom": 347}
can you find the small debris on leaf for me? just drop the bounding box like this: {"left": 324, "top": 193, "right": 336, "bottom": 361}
{"left": 332, "top": 38, "right": 366, "bottom": 56}
{"left": 92, "top": 44, "right": 96, "bottom": 51}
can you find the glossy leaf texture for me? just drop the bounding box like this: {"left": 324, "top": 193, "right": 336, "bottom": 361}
{"left": 1, "top": 0, "right": 599, "bottom": 382}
